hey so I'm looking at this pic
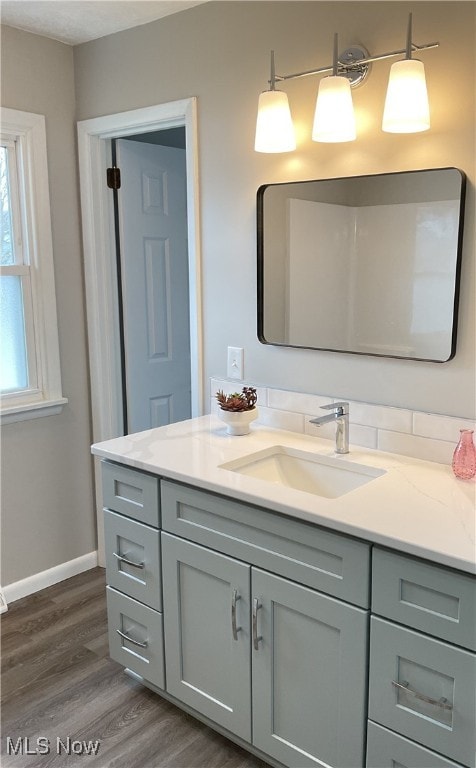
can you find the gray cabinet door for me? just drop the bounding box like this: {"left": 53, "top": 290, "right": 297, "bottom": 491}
{"left": 162, "top": 533, "right": 252, "bottom": 742}
{"left": 252, "top": 568, "right": 368, "bottom": 768}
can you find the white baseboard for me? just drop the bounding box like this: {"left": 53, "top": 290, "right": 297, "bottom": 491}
{"left": 0, "top": 589, "right": 7, "bottom": 614}
{"left": 2, "top": 551, "right": 99, "bottom": 605}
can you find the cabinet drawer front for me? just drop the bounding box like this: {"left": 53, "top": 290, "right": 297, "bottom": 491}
{"left": 102, "top": 461, "right": 159, "bottom": 527}
{"left": 368, "top": 617, "right": 475, "bottom": 767}
{"left": 367, "top": 722, "right": 465, "bottom": 768}
{"left": 372, "top": 548, "right": 476, "bottom": 650}
{"left": 161, "top": 480, "right": 370, "bottom": 607}
{"left": 104, "top": 510, "right": 161, "bottom": 610}
{"left": 106, "top": 587, "right": 164, "bottom": 690}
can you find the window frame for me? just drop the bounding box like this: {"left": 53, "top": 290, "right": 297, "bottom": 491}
{"left": 0, "top": 108, "right": 67, "bottom": 423}
{"left": 1, "top": 137, "right": 38, "bottom": 395}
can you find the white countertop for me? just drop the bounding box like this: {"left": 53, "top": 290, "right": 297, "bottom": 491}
{"left": 92, "top": 415, "right": 476, "bottom": 575}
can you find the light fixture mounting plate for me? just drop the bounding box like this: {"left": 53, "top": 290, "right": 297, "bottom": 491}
{"left": 338, "top": 46, "right": 370, "bottom": 87}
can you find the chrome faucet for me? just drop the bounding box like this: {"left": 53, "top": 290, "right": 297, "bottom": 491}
{"left": 310, "top": 402, "right": 349, "bottom": 454}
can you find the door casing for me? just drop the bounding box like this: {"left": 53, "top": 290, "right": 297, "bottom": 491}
{"left": 77, "top": 99, "right": 202, "bottom": 564}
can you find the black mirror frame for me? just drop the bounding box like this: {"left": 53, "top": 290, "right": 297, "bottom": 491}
{"left": 257, "top": 167, "right": 466, "bottom": 363}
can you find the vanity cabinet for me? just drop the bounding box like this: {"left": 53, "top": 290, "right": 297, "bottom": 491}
{"left": 100, "top": 460, "right": 475, "bottom": 768}
{"left": 160, "top": 480, "right": 369, "bottom": 767}
{"left": 162, "top": 532, "right": 368, "bottom": 768}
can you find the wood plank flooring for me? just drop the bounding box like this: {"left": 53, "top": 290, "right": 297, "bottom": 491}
{"left": 1, "top": 568, "right": 270, "bottom": 768}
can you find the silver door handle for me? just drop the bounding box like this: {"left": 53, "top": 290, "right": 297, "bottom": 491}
{"left": 116, "top": 629, "right": 148, "bottom": 648}
{"left": 252, "top": 598, "right": 263, "bottom": 651}
{"left": 231, "top": 589, "right": 242, "bottom": 641}
{"left": 391, "top": 680, "right": 453, "bottom": 711}
{"left": 113, "top": 551, "right": 145, "bottom": 569}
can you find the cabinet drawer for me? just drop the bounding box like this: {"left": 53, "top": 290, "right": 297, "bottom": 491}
{"left": 367, "top": 722, "right": 465, "bottom": 768}
{"left": 104, "top": 510, "right": 161, "bottom": 610}
{"left": 368, "top": 617, "right": 475, "bottom": 767}
{"left": 372, "top": 548, "right": 476, "bottom": 651}
{"left": 106, "top": 587, "right": 164, "bottom": 690}
{"left": 102, "top": 461, "right": 159, "bottom": 527}
{"left": 161, "top": 480, "right": 370, "bottom": 607}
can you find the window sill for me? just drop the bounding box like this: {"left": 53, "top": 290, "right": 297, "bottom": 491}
{"left": 1, "top": 397, "right": 68, "bottom": 424}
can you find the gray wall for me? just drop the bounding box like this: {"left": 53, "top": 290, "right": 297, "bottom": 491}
{"left": 0, "top": 27, "right": 95, "bottom": 586}
{"left": 0, "top": 0, "right": 474, "bottom": 588}
{"left": 74, "top": 0, "right": 476, "bottom": 419}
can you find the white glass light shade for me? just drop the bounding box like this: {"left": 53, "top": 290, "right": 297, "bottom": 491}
{"left": 312, "top": 76, "right": 356, "bottom": 143}
{"left": 382, "top": 58, "right": 430, "bottom": 133}
{"left": 254, "top": 90, "right": 296, "bottom": 153}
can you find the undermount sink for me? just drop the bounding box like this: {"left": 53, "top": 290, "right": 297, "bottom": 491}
{"left": 220, "top": 445, "right": 386, "bottom": 499}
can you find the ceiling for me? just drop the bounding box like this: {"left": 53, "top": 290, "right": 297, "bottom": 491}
{"left": 0, "top": 0, "right": 209, "bottom": 45}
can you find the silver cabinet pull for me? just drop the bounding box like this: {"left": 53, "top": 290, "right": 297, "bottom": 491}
{"left": 252, "top": 598, "right": 263, "bottom": 651}
{"left": 391, "top": 680, "right": 453, "bottom": 711}
{"left": 116, "top": 628, "right": 148, "bottom": 648}
{"left": 113, "top": 551, "right": 145, "bottom": 569}
{"left": 231, "top": 589, "right": 242, "bottom": 641}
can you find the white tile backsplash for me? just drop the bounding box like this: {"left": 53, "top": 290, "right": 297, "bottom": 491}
{"left": 257, "top": 405, "right": 305, "bottom": 433}
{"left": 377, "top": 431, "right": 457, "bottom": 465}
{"left": 349, "top": 423, "right": 379, "bottom": 450}
{"left": 268, "top": 388, "right": 330, "bottom": 415}
{"left": 413, "top": 411, "right": 475, "bottom": 442}
{"left": 349, "top": 401, "right": 413, "bottom": 433}
{"left": 210, "top": 377, "right": 475, "bottom": 465}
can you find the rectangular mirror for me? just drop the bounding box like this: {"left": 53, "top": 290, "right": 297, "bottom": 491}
{"left": 257, "top": 168, "right": 466, "bottom": 362}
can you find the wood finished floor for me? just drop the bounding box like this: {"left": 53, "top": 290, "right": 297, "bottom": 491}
{"left": 1, "top": 567, "right": 270, "bottom": 768}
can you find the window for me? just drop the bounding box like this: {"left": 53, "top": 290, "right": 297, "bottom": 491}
{"left": 0, "top": 108, "right": 66, "bottom": 422}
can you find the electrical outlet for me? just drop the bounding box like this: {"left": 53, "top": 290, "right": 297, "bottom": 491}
{"left": 227, "top": 346, "right": 244, "bottom": 380}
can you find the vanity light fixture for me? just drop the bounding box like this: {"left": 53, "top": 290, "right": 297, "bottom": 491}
{"left": 312, "top": 33, "right": 356, "bottom": 143}
{"left": 255, "top": 50, "right": 296, "bottom": 153}
{"left": 254, "top": 13, "right": 437, "bottom": 152}
{"left": 382, "top": 14, "right": 430, "bottom": 133}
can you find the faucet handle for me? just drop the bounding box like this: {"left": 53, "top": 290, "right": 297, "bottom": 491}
{"left": 321, "top": 401, "right": 349, "bottom": 414}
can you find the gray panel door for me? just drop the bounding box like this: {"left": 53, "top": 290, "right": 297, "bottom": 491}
{"left": 162, "top": 533, "right": 251, "bottom": 742}
{"left": 252, "top": 568, "right": 368, "bottom": 768}
{"left": 116, "top": 139, "right": 191, "bottom": 433}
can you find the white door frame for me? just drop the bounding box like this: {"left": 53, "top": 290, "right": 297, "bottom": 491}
{"left": 77, "top": 99, "right": 202, "bottom": 566}
{"left": 77, "top": 98, "right": 203, "bottom": 444}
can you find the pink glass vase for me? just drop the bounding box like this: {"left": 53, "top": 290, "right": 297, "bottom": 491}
{"left": 452, "top": 429, "right": 476, "bottom": 479}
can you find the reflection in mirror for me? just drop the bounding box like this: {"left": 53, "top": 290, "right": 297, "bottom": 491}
{"left": 258, "top": 168, "right": 465, "bottom": 362}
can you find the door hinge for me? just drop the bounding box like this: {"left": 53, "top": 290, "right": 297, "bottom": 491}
{"left": 106, "top": 166, "right": 121, "bottom": 190}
